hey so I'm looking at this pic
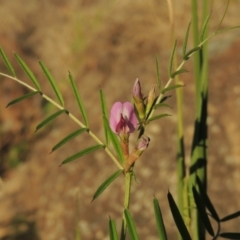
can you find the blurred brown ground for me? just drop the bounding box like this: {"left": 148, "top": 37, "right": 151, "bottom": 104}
{"left": 0, "top": 0, "right": 240, "bottom": 239}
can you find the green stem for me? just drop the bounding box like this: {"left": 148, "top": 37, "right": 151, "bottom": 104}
{"left": 0, "top": 73, "right": 123, "bottom": 170}
{"left": 120, "top": 171, "right": 132, "bottom": 240}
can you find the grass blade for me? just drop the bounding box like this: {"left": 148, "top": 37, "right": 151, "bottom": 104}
{"left": 184, "top": 46, "right": 201, "bottom": 60}
{"left": 100, "top": 88, "right": 109, "bottom": 145}
{"left": 219, "top": 232, "right": 240, "bottom": 239}
{"left": 60, "top": 144, "right": 104, "bottom": 166}
{"left": 6, "top": 91, "right": 40, "bottom": 107}
{"left": 154, "top": 103, "right": 172, "bottom": 109}
{"left": 200, "top": 12, "right": 211, "bottom": 42}
{"left": 103, "top": 116, "right": 124, "bottom": 164}
{"left": 69, "top": 72, "right": 89, "bottom": 127}
{"left": 153, "top": 197, "right": 168, "bottom": 240}
{"left": 171, "top": 69, "right": 188, "bottom": 79}
{"left": 39, "top": 61, "right": 64, "bottom": 106}
{"left": 147, "top": 114, "right": 170, "bottom": 124}
{"left": 124, "top": 209, "right": 139, "bottom": 240}
{"left": 161, "top": 84, "right": 184, "bottom": 94}
{"left": 51, "top": 128, "right": 88, "bottom": 152}
{"left": 35, "top": 109, "right": 65, "bottom": 131}
{"left": 14, "top": 53, "right": 41, "bottom": 90}
{"left": 156, "top": 55, "right": 162, "bottom": 91}
{"left": 0, "top": 46, "right": 16, "bottom": 77}
{"left": 220, "top": 210, "right": 240, "bottom": 222}
{"left": 182, "top": 22, "right": 192, "bottom": 57}
{"left": 192, "top": 186, "right": 214, "bottom": 236}
{"left": 167, "top": 191, "right": 191, "bottom": 240}
{"left": 92, "top": 170, "right": 122, "bottom": 202}
{"left": 196, "top": 176, "right": 219, "bottom": 221}
{"left": 215, "top": 0, "right": 229, "bottom": 33}
{"left": 168, "top": 39, "right": 177, "bottom": 78}
{"left": 109, "top": 217, "right": 119, "bottom": 240}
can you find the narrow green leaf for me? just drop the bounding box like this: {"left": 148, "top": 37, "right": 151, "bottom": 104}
{"left": 36, "top": 109, "right": 65, "bottom": 131}
{"left": 220, "top": 210, "right": 240, "bottom": 222}
{"left": 182, "top": 22, "right": 192, "bottom": 57}
{"left": 14, "top": 53, "right": 41, "bottom": 90}
{"left": 109, "top": 217, "right": 119, "bottom": 240}
{"left": 171, "top": 69, "right": 188, "bottom": 79}
{"left": 69, "top": 72, "right": 89, "bottom": 127}
{"left": 192, "top": 186, "right": 214, "bottom": 236}
{"left": 0, "top": 46, "right": 16, "bottom": 77}
{"left": 160, "top": 95, "right": 172, "bottom": 103}
{"left": 156, "top": 55, "right": 162, "bottom": 91}
{"left": 184, "top": 46, "right": 201, "bottom": 60}
{"left": 103, "top": 116, "right": 124, "bottom": 164}
{"left": 60, "top": 144, "right": 104, "bottom": 165}
{"left": 124, "top": 209, "right": 139, "bottom": 240}
{"left": 215, "top": 0, "right": 229, "bottom": 33}
{"left": 99, "top": 88, "right": 109, "bottom": 145}
{"left": 161, "top": 84, "right": 184, "bottom": 94}
{"left": 167, "top": 192, "right": 191, "bottom": 240}
{"left": 51, "top": 128, "right": 88, "bottom": 152}
{"left": 200, "top": 13, "right": 211, "bottom": 42}
{"left": 154, "top": 103, "right": 172, "bottom": 109}
{"left": 39, "top": 61, "right": 64, "bottom": 106}
{"left": 153, "top": 197, "right": 168, "bottom": 240}
{"left": 168, "top": 39, "right": 177, "bottom": 78}
{"left": 147, "top": 114, "right": 171, "bottom": 124}
{"left": 219, "top": 232, "right": 240, "bottom": 239}
{"left": 196, "top": 176, "right": 219, "bottom": 221}
{"left": 92, "top": 170, "right": 122, "bottom": 202}
{"left": 6, "top": 91, "right": 40, "bottom": 107}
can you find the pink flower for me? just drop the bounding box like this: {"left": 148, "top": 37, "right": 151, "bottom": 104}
{"left": 109, "top": 102, "right": 138, "bottom": 135}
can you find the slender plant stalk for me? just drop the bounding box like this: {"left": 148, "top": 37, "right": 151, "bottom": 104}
{"left": 190, "top": 0, "right": 209, "bottom": 239}
{"left": 0, "top": 73, "right": 123, "bottom": 170}
{"left": 166, "top": 0, "right": 188, "bottom": 238}
{"left": 120, "top": 172, "right": 132, "bottom": 240}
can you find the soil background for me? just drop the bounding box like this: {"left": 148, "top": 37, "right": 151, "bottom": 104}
{"left": 0, "top": 1, "right": 240, "bottom": 239}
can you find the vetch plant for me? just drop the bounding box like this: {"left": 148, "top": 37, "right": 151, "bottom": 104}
{"left": 1, "top": 1, "right": 240, "bottom": 239}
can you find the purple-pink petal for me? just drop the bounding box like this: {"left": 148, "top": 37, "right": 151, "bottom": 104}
{"left": 122, "top": 102, "right": 138, "bottom": 133}
{"left": 109, "top": 101, "right": 138, "bottom": 134}
{"left": 109, "top": 102, "right": 122, "bottom": 133}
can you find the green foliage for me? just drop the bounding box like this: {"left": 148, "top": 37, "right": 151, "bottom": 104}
{"left": 6, "top": 91, "right": 40, "bottom": 107}
{"left": 124, "top": 209, "right": 139, "bottom": 240}
{"left": 167, "top": 192, "right": 191, "bottom": 240}
{"left": 0, "top": 46, "right": 16, "bottom": 77}
{"left": 161, "top": 84, "right": 184, "bottom": 94}
{"left": 109, "top": 217, "right": 119, "bottom": 240}
{"left": 15, "top": 53, "right": 41, "bottom": 90}
{"left": 182, "top": 22, "right": 191, "bottom": 57}
{"left": 69, "top": 72, "right": 89, "bottom": 127}
{"left": 99, "top": 88, "right": 110, "bottom": 145}
{"left": 153, "top": 197, "right": 168, "bottom": 240}
{"left": 92, "top": 170, "right": 122, "bottom": 201}
{"left": 192, "top": 186, "right": 214, "bottom": 236}
{"left": 103, "top": 116, "right": 125, "bottom": 165}
{"left": 35, "top": 109, "right": 66, "bottom": 131}
{"left": 147, "top": 113, "right": 171, "bottom": 124}
{"left": 1, "top": 2, "right": 240, "bottom": 239}
{"left": 155, "top": 55, "right": 162, "bottom": 91}
{"left": 51, "top": 128, "right": 88, "bottom": 152}
{"left": 39, "top": 61, "right": 64, "bottom": 106}
{"left": 220, "top": 211, "right": 240, "bottom": 222}
{"left": 60, "top": 144, "right": 104, "bottom": 166}
{"left": 168, "top": 40, "right": 177, "bottom": 78}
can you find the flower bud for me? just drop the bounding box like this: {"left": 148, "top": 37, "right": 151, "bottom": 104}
{"left": 145, "top": 85, "right": 156, "bottom": 116}
{"left": 132, "top": 78, "right": 145, "bottom": 120}
{"left": 136, "top": 136, "right": 150, "bottom": 153}
{"left": 124, "top": 135, "right": 150, "bottom": 172}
